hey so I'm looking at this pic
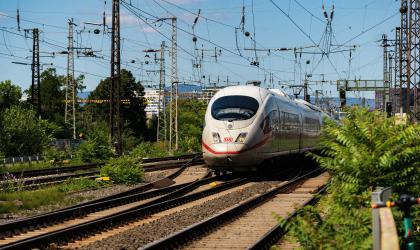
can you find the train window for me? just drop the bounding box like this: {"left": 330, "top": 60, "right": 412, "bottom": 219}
{"left": 304, "top": 117, "right": 320, "bottom": 131}
{"left": 281, "top": 112, "right": 299, "bottom": 130}
{"left": 260, "top": 110, "right": 278, "bottom": 134}
{"left": 211, "top": 95, "right": 259, "bottom": 121}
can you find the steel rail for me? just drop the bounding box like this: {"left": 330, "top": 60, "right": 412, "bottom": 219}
{"left": 0, "top": 174, "right": 249, "bottom": 250}
{"left": 248, "top": 185, "right": 327, "bottom": 250}
{"left": 1, "top": 153, "right": 202, "bottom": 178}
{"left": 1, "top": 156, "right": 203, "bottom": 190}
{"left": 0, "top": 157, "right": 203, "bottom": 238}
{"left": 141, "top": 168, "right": 323, "bottom": 250}
{"left": 1, "top": 163, "right": 99, "bottom": 178}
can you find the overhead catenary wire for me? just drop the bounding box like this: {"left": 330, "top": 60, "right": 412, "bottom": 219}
{"left": 121, "top": 0, "right": 288, "bottom": 83}
{"left": 269, "top": 0, "right": 342, "bottom": 78}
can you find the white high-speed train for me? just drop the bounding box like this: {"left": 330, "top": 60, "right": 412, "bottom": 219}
{"left": 202, "top": 84, "right": 327, "bottom": 172}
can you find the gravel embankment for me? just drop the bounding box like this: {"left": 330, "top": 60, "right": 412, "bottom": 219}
{"left": 80, "top": 181, "right": 282, "bottom": 250}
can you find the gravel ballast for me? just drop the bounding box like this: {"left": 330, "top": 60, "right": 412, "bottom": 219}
{"left": 80, "top": 181, "right": 283, "bottom": 250}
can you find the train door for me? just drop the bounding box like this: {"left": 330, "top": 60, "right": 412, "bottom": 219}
{"left": 260, "top": 97, "right": 279, "bottom": 155}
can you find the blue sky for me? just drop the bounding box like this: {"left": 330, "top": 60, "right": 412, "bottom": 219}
{"left": 0, "top": 0, "right": 400, "bottom": 99}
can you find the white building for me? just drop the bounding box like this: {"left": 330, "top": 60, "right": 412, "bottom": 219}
{"left": 144, "top": 88, "right": 164, "bottom": 118}
{"left": 198, "top": 86, "right": 225, "bottom": 103}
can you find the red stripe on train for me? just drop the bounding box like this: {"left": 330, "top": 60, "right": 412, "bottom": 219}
{"left": 202, "top": 136, "right": 271, "bottom": 155}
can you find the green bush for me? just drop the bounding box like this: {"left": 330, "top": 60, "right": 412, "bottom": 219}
{"left": 74, "top": 128, "right": 113, "bottom": 163}
{"left": 122, "top": 128, "right": 141, "bottom": 152}
{"left": 0, "top": 188, "right": 64, "bottom": 214}
{"left": 100, "top": 156, "right": 144, "bottom": 184}
{"left": 43, "top": 147, "right": 67, "bottom": 166}
{"left": 57, "top": 178, "right": 103, "bottom": 193}
{"left": 0, "top": 106, "right": 49, "bottom": 157}
{"left": 283, "top": 107, "right": 420, "bottom": 249}
{"left": 131, "top": 142, "right": 169, "bottom": 159}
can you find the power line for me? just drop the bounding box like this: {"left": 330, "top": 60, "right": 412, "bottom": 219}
{"left": 293, "top": 0, "right": 326, "bottom": 24}
{"left": 0, "top": 12, "right": 67, "bottom": 30}
{"left": 331, "top": 12, "right": 399, "bottom": 52}
{"left": 269, "top": 0, "right": 341, "bottom": 77}
{"left": 121, "top": 0, "right": 289, "bottom": 84}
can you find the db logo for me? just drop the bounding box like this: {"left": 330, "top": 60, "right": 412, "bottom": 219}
{"left": 223, "top": 137, "right": 233, "bottom": 142}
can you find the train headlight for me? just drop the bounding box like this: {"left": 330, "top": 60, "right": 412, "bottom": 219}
{"left": 235, "top": 132, "right": 247, "bottom": 143}
{"left": 212, "top": 132, "right": 221, "bottom": 143}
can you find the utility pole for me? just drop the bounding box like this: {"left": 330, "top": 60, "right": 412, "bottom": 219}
{"left": 169, "top": 17, "right": 178, "bottom": 151}
{"left": 145, "top": 42, "right": 167, "bottom": 142}
{"left": 65, "top": 19, "right": 77, "bottom": 139}
{"left": 382, "top": 34, "right": 390, "bottom": 112}
{"left": 110, "top": 0, "right": 122, "bottom": 154}
{"left": 304, "top": 76, "right": 309, "bottom": 102}
{"left": 30, "top": 28, "right": 41, "bottom": 116}
{"left": 400, "top": 0, "right": 410, "bottom": 119}
{"left": 393, "top": 27, "right": 401, "bottom": 115}
{"left": 407, "top": 0, "right": 420, "bottom": 122}
{"left": 157, "top": 41, "right": 167, "bottom": 143}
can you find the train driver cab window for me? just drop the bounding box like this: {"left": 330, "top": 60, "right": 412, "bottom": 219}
{"left": 260, "top": 110, "right": 278, "bottom": 134}
{"left": 211, "top": 95, "right": 259, "bottom": 121}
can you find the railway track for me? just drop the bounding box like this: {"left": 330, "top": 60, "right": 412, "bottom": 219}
{"left": 142, "top": 168, "right": 328, "bottom": 250}
{"left": 0, "top": 153, "right": 201, "bottom": 178}
{"left": 47, "top": 168, "right": 306, "bottom": 249}
{"left": 0, "top": 165, "right": 249, "bottom": 250}
{"left": 0, "top": 156, "right": 228, "bottom": 248}
{"left": 0, "top": 154, "right": 203, "bottom": 190}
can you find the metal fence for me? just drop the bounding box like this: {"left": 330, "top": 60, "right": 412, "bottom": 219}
{"left": 1, "top": 154, "right": 45, "bottom": 166}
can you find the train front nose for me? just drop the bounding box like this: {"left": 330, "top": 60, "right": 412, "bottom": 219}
{"left": 202, "top": 142, "right": 260, "bottom": 171}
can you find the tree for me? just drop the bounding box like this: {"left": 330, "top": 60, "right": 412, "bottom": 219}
{"left": 87, "top": 69, "right": 147, "bottom": 139}
{"left": 285, "top": 107, "right": 420, "bottom": 249}
{"left": 0, "top": 106, "right": 48, "bottom": 157}
{"left": 0, "top": 80, "right": 22, "bottom": 111}
{"left": 25, "top": 68, "right": 65, "bottom": 122}
{"left": 165, "top": 99, "right": 206, "bottom": 153}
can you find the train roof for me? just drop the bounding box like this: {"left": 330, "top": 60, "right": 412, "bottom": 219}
{"left": 210, "top": 85, "right": 272, "bottom": 104}
{"left": 210, "top": 85, "right": 323, "bottom": 113}
{"left": 294, "top": 98, "right": 322, "bottom": 112}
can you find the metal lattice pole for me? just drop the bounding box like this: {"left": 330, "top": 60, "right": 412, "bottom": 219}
{"left": 31, "top": 28, "right": 41, "bottom": 116}
{"left": 169, "top": 17, "right": 178, "bottom": 151}
{"left": 409, "top": 0, "right": 420, "bottom": 122}
{"left": 157, "top": 41, "right": 167, "bottom": 142}
{"left": 110, "top": 0, "right": 122, "bottom": 154}
{"left": 394, "top": 27, "right": 401, "bottom": 114}
{"left": 388, "top": 40, "right": 396, "bottom": 113}
{"left": 65, "top": 19, "right": 76, "bottom": 139}
{"left": 382, "top": 34, "right": 389, "bottom": 112}
{"left": 400, "top": 0, "right": 409, "bottom": 116}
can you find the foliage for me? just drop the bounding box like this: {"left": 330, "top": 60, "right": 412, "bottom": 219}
{"left": 74, "top": 127, "right": 113, "bottom": 163}
{"left": 131, "top": 141, "right": 169, "bottom": 159}
{"left": 0, "top": 80, "right": 22, "bottom": 111}
{"left": 0, "top": 188, "right": 64, "bottom": 214}
{"left": 38, "top": 119, "right": 65, "bottom": 141}
{"left": 122, "top": 128, "right": 141, "bottom": 152}
{"left": 100, "top": 156, "right": 144, "bottom": 184}
{"left": 24, "top": 68, "right": 84, "bottom": 138}
{"left": 43, "top": 147, "right": 67, "bottom": 166}
{"left": 1, "top": 172, "right": 25, "bottom": 192}
{"left": 0, "top": 106, "right": 49, "bottom": 157}
{"left": 87, "top": 69, "right": 147, "bottom": 139}
{"left": 57, "top": 178, "right": 104, "bottom": 193}
{"left": 284, "top": 107, "right": 420, "bottom": 249}
{"left": 162, "top": 99, "right": 206, "bottom": 153}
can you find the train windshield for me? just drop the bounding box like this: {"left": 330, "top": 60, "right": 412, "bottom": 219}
{"left": 211, "top": 95, "right": 259, "bottom": 121}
